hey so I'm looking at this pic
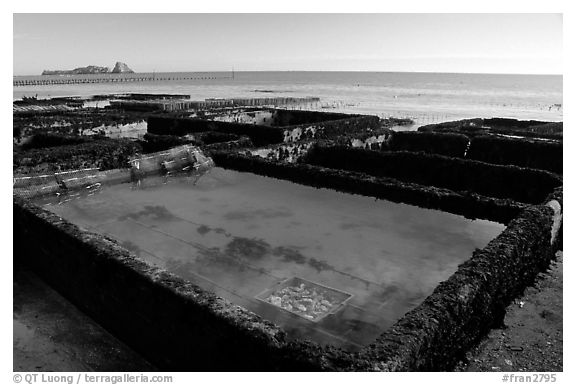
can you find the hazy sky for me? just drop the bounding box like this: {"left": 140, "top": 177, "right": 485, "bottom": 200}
{"left": 13, "top": 13, "right": 562, "bottom": 75}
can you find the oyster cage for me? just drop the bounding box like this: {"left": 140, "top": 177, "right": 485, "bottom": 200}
{"left": 255, "top": 277, "right": 353, "bottom": 322}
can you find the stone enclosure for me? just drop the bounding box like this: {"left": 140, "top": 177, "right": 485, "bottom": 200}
{"left": 13, "top": 98, "right": 563, "bottom": 371}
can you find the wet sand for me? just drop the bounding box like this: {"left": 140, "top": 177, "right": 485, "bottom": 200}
{"left": 456, "top": 252, "right": 563, "bottom": 372}
{"left": 13, "top": 270, "right": 155, "bottom": 372}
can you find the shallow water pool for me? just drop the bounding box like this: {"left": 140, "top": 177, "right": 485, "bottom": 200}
{"left": 34, "top": 167, "right": 505, "bottom": 351}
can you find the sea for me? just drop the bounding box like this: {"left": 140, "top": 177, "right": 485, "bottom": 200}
{"left": 13, "top": 71, "right": 563, "bottom": 126}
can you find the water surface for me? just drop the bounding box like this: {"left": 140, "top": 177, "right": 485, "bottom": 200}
{"left": 35, "top": 167, "right": 505, "bottom": 350}
{"left": 14, "top": 71, "right": 562, "bottom": 125}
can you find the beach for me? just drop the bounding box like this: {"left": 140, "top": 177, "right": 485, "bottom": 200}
{"left": 13, "top": 71, "right": 563, "bottom": 126}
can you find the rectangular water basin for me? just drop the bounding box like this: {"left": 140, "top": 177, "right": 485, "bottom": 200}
{"left": 33, "top": 167, "right": 505, "bottom": 352}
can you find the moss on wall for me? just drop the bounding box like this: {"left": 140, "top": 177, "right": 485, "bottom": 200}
{"left": 386, "top": 131, "right": 469, "bottom": 157}
{"left": 354, "top": 197, "right": 562, "bottom": 371}
{"left": 467, "top": 135, "right": 562, "bottom": 174}
{"left": 303, "top": 145, "right": 561, "bottom": 204}
{"left": 147, "top": 111, "right": 380, "bottom": 147}
{"left": 147, "top": 116, "right": 285, "bottom": 147}
{"left": 13, "top": 139, "right": 142, "bottom": 175}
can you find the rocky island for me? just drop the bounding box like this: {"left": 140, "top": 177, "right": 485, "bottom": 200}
{"left": 111, "top": 62, "right": 134, "bottom": 74}
{"left": 42, "top": 62, "right": 134, "bottom": 75}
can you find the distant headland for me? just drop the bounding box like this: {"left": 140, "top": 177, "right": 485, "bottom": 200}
{"left": 42, "top": 62, "right": 134, "bottom": 75}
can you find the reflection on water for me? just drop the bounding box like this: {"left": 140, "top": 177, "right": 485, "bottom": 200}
{"left": 118, "top": 205, "right": 181, "bottom": 222}
{"left": 35, "top": 167, "right": 505, "bottom": 351}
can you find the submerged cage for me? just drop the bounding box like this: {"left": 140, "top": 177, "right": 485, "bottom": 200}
{"left": 255, "top": 277, "right": 353, "bottom": 322}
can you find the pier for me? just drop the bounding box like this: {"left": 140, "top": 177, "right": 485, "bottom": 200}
{"left": 110, "top": 97, "right": 321, "bottom": 112}
{"left": 13, "top": 75, "right": 231, "bottom": 87}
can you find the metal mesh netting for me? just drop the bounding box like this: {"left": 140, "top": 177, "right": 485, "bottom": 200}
{"left": 14, "top": 145, "right": 214, "bottom": 199}
{"left": 128, "top": 145, "right": 214, "bottom": 175}
{"left": 13, "top": 168, "right": 103, "bottom": 199}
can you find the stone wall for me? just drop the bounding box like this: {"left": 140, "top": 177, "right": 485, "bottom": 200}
{"left": 303, "top": 145, "right": 562, "bottom": 204}
{"left": 386, "top": 131, "right": 469, "bottom": 157}
{"left": 147, "top": 116, "right": 285, "bottom": 147}
{"left": 141, "top": 133, "right": 193, "bottom": 153}
{"left": 147, "top": 111, "right": 381, "bottom": 147}
{"left": 269, "top": 110, "right": 357, "bottom": 127}
{"left": 13, "top": 139, "right": 142, "bottom": 175}
{"left": 13, "top": 115, "right": 563, "bottom": 370}
{"left": 466, "top": 135, "right": 562, "bottom": 174}
{"left": 416, "top": 119, "right": 563, "bottom": 172}
{"left": 418, "top": 118, "right": 562, "bottom": 140}
{"left": 282, "top": 115, "right": 381, "bottom": 143}
{"left": 13, "top": 184, "right": 562, "bottom": 371}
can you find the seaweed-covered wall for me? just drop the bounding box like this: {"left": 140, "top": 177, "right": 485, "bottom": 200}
{"left": 141, "top": 132, "right": 250, "bottom": 153}
{"left": 483, "top": 118, "right": 560, "bottom": 130}
{"left": 466, "top": 135, "right": 562, "bottom": 174}
{"left": 196, "top": 131, "right": 241, "bottom": 145}
{"left": 141, "top": 133, "right": 193, "bottom": 153}
{"left": 354, "top": 194, "right": 562, "bottom": 371}
{"left": 386, "top": 131, "right": 469, "bottom": 157}
{"left": 147, "top": 112, "right": 381, "bottom": 147}
{"left": 11, "top": 107, "right": 564, "bottom": 371}
{"left": 269, "top": 109, "right": 358, "bottom": 127}
{"left": 147, "top": 116, "right": 285, "bottom": 147}
{"left": 13, "top": 139, "right": 142, "bottom": 175}
{"left": 282, "top": 115, "right": 381, "bottom": 142}
{"left": 21, "top": 133, "right": 97, "bottom": 150}
{"left": 415, "top": 119, "right": 563, "bottom": 172}
{"left": 418, "top": 118, "right": 562, "bottom": 139}
{"left": 211, "top": 151, "right": 524, "bottom": 224}
{"left": 203, "top": 136, "right": 254, "bottom": 152}
{"left": 208, "top": 108, "right": 375, "bottom": 129}
{"left": 303, "top": 145, "right": 562, "bottom": 204}
{"left": 13, "top": 109, "right": 150, "bottom": 143}
{"left": 481, "top": 118, "right": 563, "bottom": 140}
{"left": 245, "top": 142, "right": 315, "bottom": 163}
{"left": 380, "top": 130, "right": 562, "bottom": 174}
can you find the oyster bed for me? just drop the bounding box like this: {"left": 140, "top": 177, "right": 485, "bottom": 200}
{"left": 258, "top": 277, "right": 352, "bottom": 322}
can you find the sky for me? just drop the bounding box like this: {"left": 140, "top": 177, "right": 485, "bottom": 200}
{"left": 13, "top": 13, "right": 563, "bottom": 75}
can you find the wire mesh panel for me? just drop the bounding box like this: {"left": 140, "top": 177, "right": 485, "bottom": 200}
{"left": 14, "top": 168, "right": 101, "bottom": 199}
{"left": 255, "top": 277, "right": 353, "bottom": 322}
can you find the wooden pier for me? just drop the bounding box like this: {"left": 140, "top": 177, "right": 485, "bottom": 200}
{"left": 13, "top": 75, "right": 231, "bottom": 87}
{"left": 109, "top": 97, "right": 322, "bottom": 112}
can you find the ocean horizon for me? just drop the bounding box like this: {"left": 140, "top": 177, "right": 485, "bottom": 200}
{"left": 13, "top": 70, "right": 563, "bottom": 77}
{"left": 13, "top": 71, "right": 563, "bottom": 125}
